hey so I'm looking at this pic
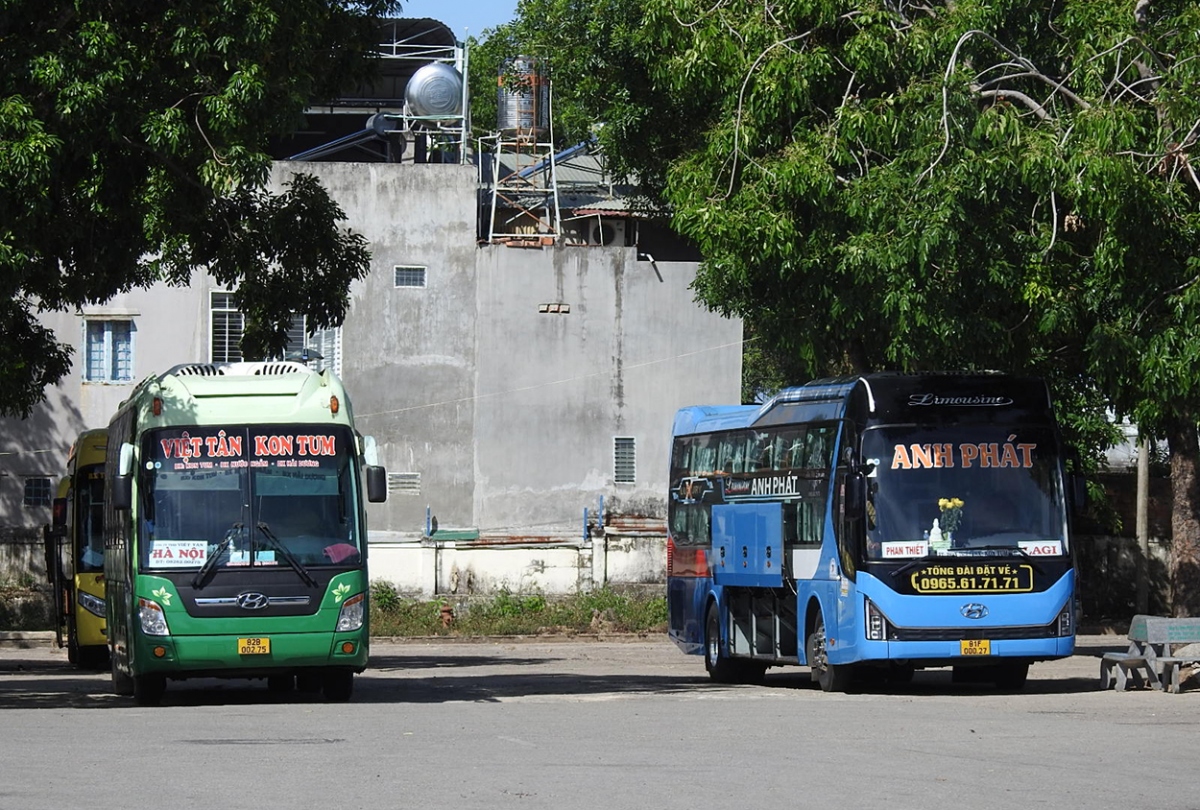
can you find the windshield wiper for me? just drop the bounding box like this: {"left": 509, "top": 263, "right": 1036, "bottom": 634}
{"left": 968, "top": 544, "right": 1046, "bottom": 573}
{"left": 256, "top": 522, "right": 318, "bottom": 588}
{"left": 890, "top": 551, "right": 938, "bottom": 579}
{"left": 192, "top": 523, "right": 242, "bottom": 589}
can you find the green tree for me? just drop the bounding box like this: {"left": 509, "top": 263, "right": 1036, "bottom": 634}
{"left": 0, "top": 0, "right": 398, "bottom": 416}
{"left": 467, "top": 0, "right": 712, "bottom": 200}
{"left": 505, "top": 0, "right": 1200, "bottom": 613}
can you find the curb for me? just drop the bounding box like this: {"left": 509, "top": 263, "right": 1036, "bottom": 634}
{"left": 0, "top": 631, "right": 55, "bottom": 649}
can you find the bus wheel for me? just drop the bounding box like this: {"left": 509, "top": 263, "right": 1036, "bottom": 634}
{"left": 110, "top": 653, "right": 133, "bottom": 697}
{"left": 323, "top": 672, "right": 354, "bottom": 702}
{"left": 807, "top": 613, "right": 851, "bottom": 693}
{"left": 66, "top": 622, "right": 79, "bottom": 666}
{"left": 705, "top": 603, "right": 737, "bottom": 683}
{"left": 993, "top": 662, "right": 1029, "bottom": 691}
{"left": 704, "top": 604, "right": 765, "bottom": 684}
{"left": 133, "top": 674, "right": 166, "bottom": 707}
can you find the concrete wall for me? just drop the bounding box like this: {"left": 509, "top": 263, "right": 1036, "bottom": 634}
{"left": 0, "top": 159, "right": 743, "bottom": 602}
{"left": 288, "top": 161, "right": 742, "bottom": 545}
{"left": 366, "top": 530, "right": 666, "bottom": 598}
{"left": 292, "top": 163, "right": 482, "bottom": 536}
{"left": 0, "top": 281, "right": 208, "bottom": 538}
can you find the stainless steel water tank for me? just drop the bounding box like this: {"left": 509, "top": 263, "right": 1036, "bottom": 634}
{"left": 405, "top": 62, "right": 464, "bottom": 118}
{"left": 497, "top": 56, "right": 549, "bottom": 138}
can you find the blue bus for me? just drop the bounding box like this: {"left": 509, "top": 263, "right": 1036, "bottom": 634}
{"left": 667, "top": 373, "right": 1079, "bottom": 691}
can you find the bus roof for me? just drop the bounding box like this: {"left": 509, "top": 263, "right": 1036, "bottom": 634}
{"left": 116, "top": 361, "right": 356, "bottom": 428}
{"left": 674, "top": 372, "right": 1054, "bottom": 436}
{"left": 67, "top": 428, "right": 108, "bottom": 470}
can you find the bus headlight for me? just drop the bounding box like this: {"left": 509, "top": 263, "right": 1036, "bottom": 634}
{"left": 1056, "top": 602, "right": 1073, "bottom": 637}
{"left": 138, "top": 598, "right": 169, "bottom": 636}
{"left": 866, "top": 597, "right": 892, "bottom": 641}
{"left": 336, "top": 593, "right": 365, "bottom": 632}
{"left": 78, "top": 590, "right": 106, "bottom": 618}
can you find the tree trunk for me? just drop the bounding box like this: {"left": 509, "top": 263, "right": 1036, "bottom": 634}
{"left": 1166, "top": 419, "right": 1200, "bottom": 616}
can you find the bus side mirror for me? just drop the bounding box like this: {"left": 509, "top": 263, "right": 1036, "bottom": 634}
{"left": 112, "top": 475, "right": 132, "bottom": 511}
{"left": 845, "top": 473, "right": 866, "bottom": 520}
{"left": 365, "top": 465, "right": 388, "bottom": 503}
{"left": 51, "top": 497, "right": 67, "bottom": 529}
{"left": 112, "top": 442, "right": 135, "bottom": 511}
{"left": 118, "top": 442, "right": 135, "bottom": 476}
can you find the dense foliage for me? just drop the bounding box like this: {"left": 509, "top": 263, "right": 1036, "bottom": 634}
{"left": 491, "top": 0, "right": 1200, "bottom": 612}
{"left": 0, "top": 0, "right": 399, "bottom": 415}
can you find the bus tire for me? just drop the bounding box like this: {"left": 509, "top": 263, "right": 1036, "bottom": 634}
{"left": 993, "top": 662, "right": 1029, "bottom": 691}
{"left": 66, "top": 625, "right": 79, "bottom": 666}
{"left": 704, "top": 604, "right": 766, "bottom": 684}
{"left": 133, "top": 674, "right": 166, "bottom": 706}
{"left": 323, "top": 671, "right": 354, "bottom": 702}
{"left": 807, "top": 613, "right": 851, "bottom": 693}
{"left": 110, "top": 653, "right": 134, "bottom": 697}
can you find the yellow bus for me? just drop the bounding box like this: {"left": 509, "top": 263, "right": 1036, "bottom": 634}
{"left": 44, "top": 428, "right": 109, "bottom": 668}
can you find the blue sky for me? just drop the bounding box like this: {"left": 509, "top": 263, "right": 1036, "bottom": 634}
{"left": 399, "top": 0, "right": 517, "bottom": 38}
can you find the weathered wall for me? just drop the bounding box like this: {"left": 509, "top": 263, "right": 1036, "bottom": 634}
{"left": 0, "top": 282, "right": 208, "bottom": 540}
{"left": 366, "top": 530, "right": 666, "bottom": 598}
{"left": 291, "top": 161, "right": 742, "bottom": 543}
{"left": 0, "top": 160, "right": 743, "bottom": 608}
{"left": 288, "top": 163, "right": 482, "bottom": 536}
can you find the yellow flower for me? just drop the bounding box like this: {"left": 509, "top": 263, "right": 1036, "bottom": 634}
{"left": 938, "top": 496, "right": 965, "bottom": 532}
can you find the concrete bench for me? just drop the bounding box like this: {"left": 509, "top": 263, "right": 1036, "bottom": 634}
{"left": 1100, "top": 652, "right": 1154, "bottom": 691}
{"left": 1102, "top": 616, "right": 1200, "bottom": 693}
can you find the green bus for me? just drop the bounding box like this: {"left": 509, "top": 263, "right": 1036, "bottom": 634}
{"left": 104, "top": 361, "right": 387, "bottom": 705}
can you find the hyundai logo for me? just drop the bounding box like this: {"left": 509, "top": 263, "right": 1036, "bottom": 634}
{"left": 235, "top": 592, "right": 270, "bottom": 611}
{"left": 960, "top": 602, "right": 989, "bottom": 620}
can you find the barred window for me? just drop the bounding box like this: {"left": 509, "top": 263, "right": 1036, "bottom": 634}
{"left": 211, "top": 292, "right": 340, "bottom": 373}
{"left": 394, "top": 266, "right": 427, "bottom": 288}
{"left": 211, "top": 292, "right": 244, "bottom": 363}
{"left": 84, "top": 320, "right": 134, "bottom": 382}
{"left": 23, "top": 477, "right": 52, "bottom": 507}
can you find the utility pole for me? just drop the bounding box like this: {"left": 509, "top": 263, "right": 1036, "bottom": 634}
{"left": 1136, "top": 437, "right": 1150, "bottom": 614}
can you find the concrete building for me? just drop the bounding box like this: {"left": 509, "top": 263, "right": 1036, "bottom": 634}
{"left": 0, "top": 19, "right": 743, "bottom": 597}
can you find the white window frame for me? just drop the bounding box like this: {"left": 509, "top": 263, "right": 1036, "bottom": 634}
{"left": 210, "top": 292, "right": 341, "bottom": 374}
{"left": 82, "top": 318, "right": 134, "bottom": 383}
{"left": 394, "top": 265, "right": 427, "bottom": 288}
{"left": 210, "top": 291, "right": 244, "bottom": 363}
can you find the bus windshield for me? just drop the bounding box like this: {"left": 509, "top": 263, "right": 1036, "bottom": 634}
{"left": 138, "top": 425, "right": 362, "bottom": 571}
{"left": 78, "top": 465, "right": 105, "bottom": 572}
{"left": 862, "top": 425, "right": 1068, "bottom": 560}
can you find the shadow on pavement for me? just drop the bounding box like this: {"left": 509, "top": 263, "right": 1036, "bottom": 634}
{"left": 0, "top": 641, "right": 1135, "bottom": 709}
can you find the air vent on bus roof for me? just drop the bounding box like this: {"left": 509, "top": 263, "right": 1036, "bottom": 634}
{"left": 253, "top": 362, "right": 310, "bottom": 376}
{"left": 167, "top": 363, "right": 224, "bottom": 377}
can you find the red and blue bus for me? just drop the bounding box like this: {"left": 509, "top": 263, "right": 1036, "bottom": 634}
{"left": 668, "top": 373, "right": 1079, "bottom": 691}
